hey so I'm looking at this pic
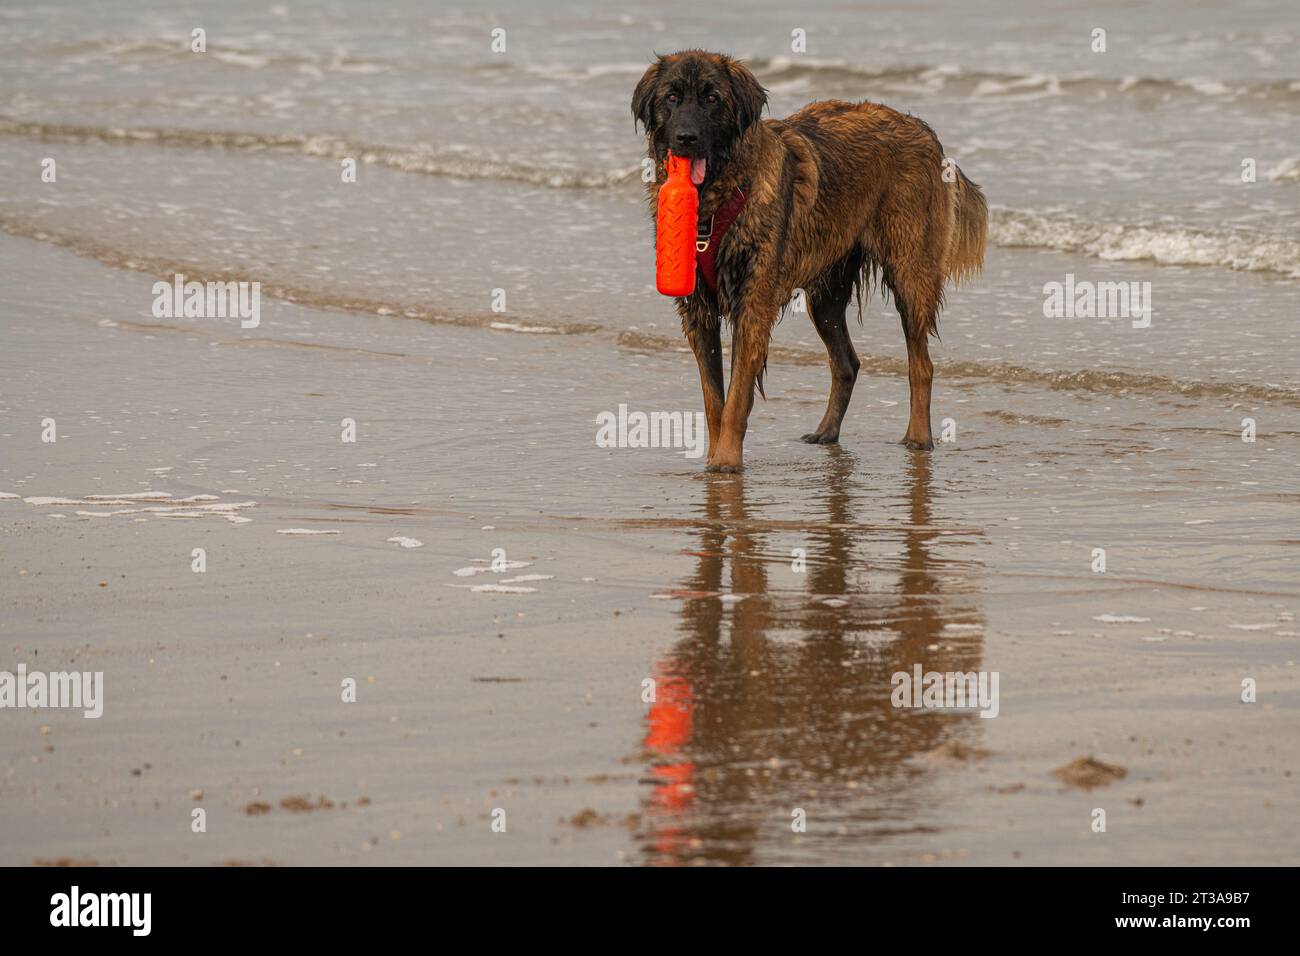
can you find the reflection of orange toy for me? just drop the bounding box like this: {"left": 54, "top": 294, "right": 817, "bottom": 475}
{"left": 645, "top": 673, "right": 694, "bottom": 814}
{"left": 645, "top": 674, "right": 692, "bottom": 752}
{"left": 655, "top": 153, "right": 698, "bottom": 297}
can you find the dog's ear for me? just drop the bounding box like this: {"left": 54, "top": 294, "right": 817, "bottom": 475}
{"left": 632, "top": 58, "right": 663, "bottom": 131}
{"left": 724, "top": 57, "right": 768, "bottom": 133}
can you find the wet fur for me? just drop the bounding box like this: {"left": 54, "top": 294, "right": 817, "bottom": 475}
{"left": 633, "top": 50, "right": 987, "bottom": 471}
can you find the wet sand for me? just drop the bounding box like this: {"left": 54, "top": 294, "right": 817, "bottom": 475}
{"left": 2, "top": 233, "right": 1297, "bottom": 866}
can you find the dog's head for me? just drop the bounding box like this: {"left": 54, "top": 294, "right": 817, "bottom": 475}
{"left": 632, "top": 50, "right": 768, "bottom": 186}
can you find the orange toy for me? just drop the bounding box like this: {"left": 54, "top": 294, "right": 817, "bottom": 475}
{"left": 655, "top": 152, "right": 698, "bottom": 296}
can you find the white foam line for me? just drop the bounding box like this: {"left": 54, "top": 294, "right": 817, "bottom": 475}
{"left": 490, "top": 321, "right": 559, "bottom": 334}
{"left": 84, "top": 492, "right": 173, "bottom": 501}
{"left": 23, "top": 493, "right": 232, "bottom": 507}
{"left": 446, "top": 583, "right": 538, "bottom": 594}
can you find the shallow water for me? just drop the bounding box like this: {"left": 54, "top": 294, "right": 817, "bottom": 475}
{"left": 2, "top": 233, "right": 1297, "bottom": 865}
{"left": 3, "top": 1, "right": 1298, "bottom": 391}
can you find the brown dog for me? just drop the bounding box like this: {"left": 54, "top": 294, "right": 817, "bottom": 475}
{"left": 633, "top": 50, "right": 987, "bottom": 471}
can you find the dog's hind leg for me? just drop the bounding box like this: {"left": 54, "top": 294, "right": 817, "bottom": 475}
{"left": 800, "top": 249, "right": 862, "bottom": 445}
{"left": 900, "top": 323, "right": 935, "bottom": 450}
{"left": 883, "top": 251, "right": 946, "bottom": 452}
{"left": 885, "top": 259, "right": 944, "bottom": 451}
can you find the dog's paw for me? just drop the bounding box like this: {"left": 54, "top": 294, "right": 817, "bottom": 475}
{"left": 705, "top": 459, "right": 743, "bottom": 473}
{"left": 799, "top": 431, "right": 839, "bottom": 445}
{"left": 901, "top": 436, "right": 934, "bottom": 451}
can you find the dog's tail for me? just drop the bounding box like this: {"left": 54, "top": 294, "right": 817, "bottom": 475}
{"left": 945, "top": 166, "right": 987, "bottom": 286}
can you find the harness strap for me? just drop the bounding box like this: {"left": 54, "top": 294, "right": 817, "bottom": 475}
{"left": 695, "top": 188, "right": 748, "bottom": 294}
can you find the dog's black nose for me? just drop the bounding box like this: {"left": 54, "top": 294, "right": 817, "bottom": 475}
{"left": 674, "top": 131, "right": 699, "bottom": 149}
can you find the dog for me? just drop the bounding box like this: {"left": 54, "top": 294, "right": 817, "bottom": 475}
{"left": 632, "top": 50, "right": 987, "bottom": 472}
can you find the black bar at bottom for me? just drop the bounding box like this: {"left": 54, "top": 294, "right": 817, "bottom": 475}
{"left": 1, "top": 865, "right": 1286, "bottom": 941}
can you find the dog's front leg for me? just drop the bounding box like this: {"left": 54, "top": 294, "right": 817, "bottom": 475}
{"left": 680, "top": 300, "right": 724, "bottom": 457}
{"left": 708, "top": 307, "right": 773, "bottom": 473}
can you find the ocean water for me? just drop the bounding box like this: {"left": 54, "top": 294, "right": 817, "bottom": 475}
{"left": 1, "top": 0, "right": 1297, "bottom": 396}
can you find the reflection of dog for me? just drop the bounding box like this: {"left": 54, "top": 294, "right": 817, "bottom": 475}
{"left": 635, "top": 453, "right": 987, "bottom": 865}
{"left": 633, "top": 50, "right": 987, "bottom": 471}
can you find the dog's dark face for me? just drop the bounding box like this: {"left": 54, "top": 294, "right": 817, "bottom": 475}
{"left": 632, "top": 50, "right": 768, "bottom": 186}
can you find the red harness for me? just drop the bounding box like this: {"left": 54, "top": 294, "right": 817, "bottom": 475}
{"left": 695, "top": 188, "right": 747, "bottom": 295}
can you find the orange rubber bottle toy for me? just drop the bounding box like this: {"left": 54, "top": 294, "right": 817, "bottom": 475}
{"left": 655, "top": 152, "right": 698, "bottom": 296}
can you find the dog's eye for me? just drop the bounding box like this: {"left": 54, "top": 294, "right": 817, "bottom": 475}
{"left": 705, "top": 93, "right": 719, "bottom": 104}
{"left": 666, "top": 93, "right": 679, "bottom": 105}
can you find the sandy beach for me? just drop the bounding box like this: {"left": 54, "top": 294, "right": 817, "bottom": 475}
{"left": 2, "top": 0, "right": 1298, "bottom": 867}
{"left": 3, "top": 227, "right": 1297, "bottom": 865}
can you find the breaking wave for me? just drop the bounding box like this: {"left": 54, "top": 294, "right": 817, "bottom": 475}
{"left": 0, "top": 117, "right": 641, "bottom": 190}
{"left": 989, "top": 208, "right": 1300, "bottom": 279}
